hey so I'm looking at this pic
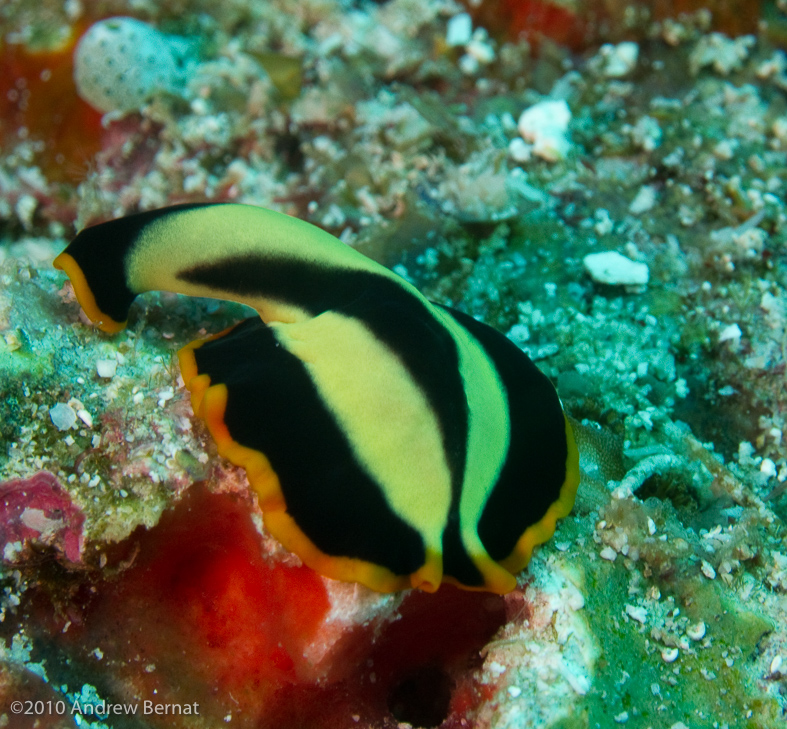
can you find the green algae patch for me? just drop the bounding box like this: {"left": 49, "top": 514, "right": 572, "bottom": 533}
{"left": 579, "top": 486, "right": 781, "bottom": 726}
{"left": 579, "top": 558, "right": 663, "bottom": 727}
{"left": 568, "top": 538, "right": 781, "bottom": 729}
{"left": 550, "top": 711, "right": 591, "bottom": 729}
{"left": 677, "top": 576, "right": 775, "bottom": 657}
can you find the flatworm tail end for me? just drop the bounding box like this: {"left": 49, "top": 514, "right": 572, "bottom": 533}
{"left": 53, "top": 252, "right": 127, "bottom": 333}
{"left": 499, "top": 414, "right": 581, "bottom": 576}
{"left": 441, "top": 555, "right": 518, "bottom": 595}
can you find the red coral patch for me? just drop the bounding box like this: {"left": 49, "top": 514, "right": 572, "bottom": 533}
{"left": 16, "top": 485, "right": 507, "bottom": 728}
{"left": 0, "top": 25, "right": 103, "bottom": 184}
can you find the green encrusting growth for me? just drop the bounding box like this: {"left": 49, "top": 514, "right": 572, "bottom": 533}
{"left": 53, "top": 202, "right": 579, "bottom": 594}
{"left": 574, "top": 552, "right": 778, "bottom": 728}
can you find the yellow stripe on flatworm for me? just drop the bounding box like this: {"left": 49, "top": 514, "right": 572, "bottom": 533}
{"left": 127, "top": 204, "right": 415, "bottom": 325}
{"left": 53, "top": 252, "right": 127, "bottom": 333}
{"left": 269, "top": 311, "right": 452, "bottom": 563}
{"left": 181, "top": 342, "right": 443, "bottom": 592}
{"left": 434, "top": 308, "right": 515, "bottom": 592}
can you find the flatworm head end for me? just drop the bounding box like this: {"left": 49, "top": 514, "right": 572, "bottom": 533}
{"left": 53, "top": 251, "right": 127, "bottom": 334}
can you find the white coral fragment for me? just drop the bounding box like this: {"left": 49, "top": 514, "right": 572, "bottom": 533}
{"left": 583, "top": 251, "right": 649, "bottom": 286}
{"left": 594, "top": 42, "right": 639, "bottom": 78}
{"left": 689, "top": 33, "right": 755, "bottom": 76}
{"left": 517, "top": 100, "right": 572, "bottom": 162}
{"left": 446, "top": 13, "right": 472, "bottom": 47}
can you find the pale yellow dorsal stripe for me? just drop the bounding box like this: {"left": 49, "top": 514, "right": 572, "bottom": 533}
{"left": 125, "top": 204, "right": 424, "bottom": 324}
{"left": 269, "top": 311, "right": 452, "bottom": 554}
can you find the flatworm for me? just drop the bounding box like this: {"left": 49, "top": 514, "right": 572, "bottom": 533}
{"left": 54, "top": 202, "right": 579, "bottom": 594}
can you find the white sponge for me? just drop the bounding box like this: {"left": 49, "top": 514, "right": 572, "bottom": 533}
{"left": 74, "top": 17, "right": 194, "bottom": 113}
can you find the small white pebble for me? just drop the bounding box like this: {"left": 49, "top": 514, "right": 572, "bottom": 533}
{"left": 600, "top": 546, "right": 617, "bottom": 562}
{"left": 507, "top": 323, "right": 531, "bottom": 344}
{"left": 96, "top": 359, "right": 117, "bottom": 378}
{"left": 3, "top": 542, "right": 23, "bottom": 561}
{"left": 467, "top": 34, "right": 495, "bottom": 64}
{"left": 508, "top": 137, "right": 532, "bottom": 163}
{"left": 614, "top": 711, "right": 629, "bottom": 724}
{"left": 718, "top": 323, "right": 742, "bottom": 343}
{"left": 50, "top": 402, "right": 77, "bottom": 431}
{"left": 685, "top": 621, "right": 706, "bottom": 641}
{"left": 507, "top": 686, "right": 521, "bottom": 698}
{"left": 77, "top": 409, "right": 93, "bottom": 428}
{"left": 64, "top": 435, "right": 76, "bottom": 447}
{"left": 458, "top": 53, "right": 479, "bottom": 75}
{"left": 761, "top": 458, "right": 777, "bottom": 478}
{"left": 647, "top": 517, "right": 657, "bottom": 536}
{"left": 629, "top": 184, "right": 658, "bottom": 214}
{"left": 446, "top": 12, "right": 472, "bottom": 47}
{"left": 738, "top": 440, "right": 755, "bottom": 459}
{"left": 770, "top": 655, "right": 783, "bottom": 675}
{"left": 583, "top": 251, "right": 649, "bottom": 286}
{"left": 701, "top": 560, "right": 717, "bottom": 580}
{"left": 517, "top": 99, "right": 572, "bottom": 162}
{"left": 714, "top": 139, "right": 736, "bottom": 159}
{"left": 625, "top": 604, "right": 648, "bottom": 624}
{"left": 598, "top": 41, "right": 639, "bottom": 77}
{"left": 661, "top": 647, "right": 679, "bottom": 663}
{"left": 488, "top": 661, "right": 506, "bottom": 677}
{"left": 594, "top": 208, "right": 614, "bottom": 235}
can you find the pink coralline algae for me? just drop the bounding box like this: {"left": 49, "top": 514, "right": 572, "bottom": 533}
{"left": 0, "top": 471, "right": 85, "bottom": 564}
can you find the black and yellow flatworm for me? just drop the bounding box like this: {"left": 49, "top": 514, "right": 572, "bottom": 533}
{"left": 54, "top": 203, "right": 579, "bottom": 595}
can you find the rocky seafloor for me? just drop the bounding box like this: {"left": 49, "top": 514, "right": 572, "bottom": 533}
{"left": 1, "top": 1, "right": 787, "bottom": 727}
